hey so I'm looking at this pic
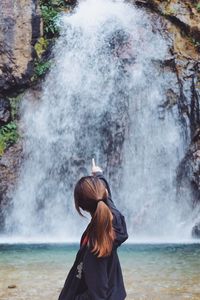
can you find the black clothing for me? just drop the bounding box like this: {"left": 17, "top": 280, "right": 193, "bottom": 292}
{"left": 58, "top": 173, "right": 128, "bottom": 300}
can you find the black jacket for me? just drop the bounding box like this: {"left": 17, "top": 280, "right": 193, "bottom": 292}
{"left": 58, "top": 173, "right": 128, "bottom": 300}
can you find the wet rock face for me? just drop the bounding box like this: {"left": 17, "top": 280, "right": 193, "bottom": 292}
{"left": 0, "top": 0, "right": 42, "bottom": 93}
{"left": 0, "top": 97, "right": 11, "bottom": 125}
{"left": 177, "top": 128, "right": 200, "bottom": 205}
{"left": 152, "top": 0, "right": 200, "bottom": 39}
{"left": 134, "top": 0, "right": 200, "bottom": 232}
{"left": 135, "top": 0, "right": 200, "bottom": 41}
{"left": 0, "top": 0, "right": 41, "bottom": 229}
{"left": 192, "top": 222, "right": 200, "bottom": 238}
{"left": 0, "top": 142, "right": 23, "bottom": 230}
{"left": 170, "top": 31, "right": 200, "bottom": 205}
{"left": 134, "top": 0, "right": 200, "bottom": 184}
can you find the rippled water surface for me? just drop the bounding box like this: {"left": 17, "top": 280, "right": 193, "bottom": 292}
{"left": 0, "top": 244, "right": 200, "bottom": 300}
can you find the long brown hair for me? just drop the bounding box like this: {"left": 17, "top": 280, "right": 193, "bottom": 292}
{"left": 74, "top": 176, "right": 115, "bottom": 257}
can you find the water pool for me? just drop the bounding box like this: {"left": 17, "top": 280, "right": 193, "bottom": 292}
{"left": 0, "top": 244, "right": 200, "bottom": 300}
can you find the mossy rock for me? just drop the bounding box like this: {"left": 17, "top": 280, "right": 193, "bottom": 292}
{"left": 34, "top": 37, "right": 49, "bottom": 59}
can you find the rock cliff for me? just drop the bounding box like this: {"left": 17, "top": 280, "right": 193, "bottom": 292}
{"left": 0, "top": 0, "right": 42, "bottom": 94}
{"left": 135, "top": 0, "right": 200, "bottom": 214}
{"left": 0, "top": 0, "right": 42, "bottom": 227}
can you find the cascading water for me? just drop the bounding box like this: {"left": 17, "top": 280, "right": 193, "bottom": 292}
{"left": 1, "top": 0, "right": 196, "bottom": 242}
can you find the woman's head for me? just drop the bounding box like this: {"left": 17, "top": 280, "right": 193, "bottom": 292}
{"left": 74, "top": 176, "right": 115, "bottom": 257}
{"left": 74, "top": 176, "right": 108, "bottom": 215}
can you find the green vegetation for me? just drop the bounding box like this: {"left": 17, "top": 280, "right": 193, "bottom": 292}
{"left": 0, "top": 94, "right": 23, "bottom": 156}
{"left": 39, "top": 0, "right": 71, "bottom": 38}
{"left": 196, "top": 3, "right": 200, "bottom": 12}
{"left": 164, "top": 6, "right": 177, "bottom": 16}
{"left": 32, "top": 0, "right": 71, "bottom": 81}
{"left": 34, "top": 37, "right": 49, "bottom": 59}
{"left": 9, "top": 93, "right": 24, "bottom": 120}
{"left": 190, "top": 37, "right": 200, "bottom": 49}
{"left": 33, "top": 37, "right": 51, "bottom": 81}
{"left": 34, "top": 60, "right": 52, "bottom": 78}
{"left": 40, "top": 4, "right": 60, "bottom": 37}
{"left": 0, "top": 122, "right": 19, "bottom": 156}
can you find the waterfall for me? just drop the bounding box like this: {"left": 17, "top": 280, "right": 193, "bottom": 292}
{"left": 2, "top": 0, "right": 195, "bottom": 242}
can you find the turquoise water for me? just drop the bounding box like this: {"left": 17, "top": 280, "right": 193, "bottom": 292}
{"left": 1, "top": 244, "right": 200, "bottom": 300}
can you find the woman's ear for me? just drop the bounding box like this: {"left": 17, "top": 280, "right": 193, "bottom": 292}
{"left": 105, "top": 189, "right": 109, "bottom": 198}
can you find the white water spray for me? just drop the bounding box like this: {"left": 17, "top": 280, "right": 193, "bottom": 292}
{"left": 2, "top": 0, "right": 196, "bottom": 243}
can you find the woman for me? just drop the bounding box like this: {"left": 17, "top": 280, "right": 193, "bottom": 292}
{"left": 58, "top": 161, "right": 128, "bottom": 300}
